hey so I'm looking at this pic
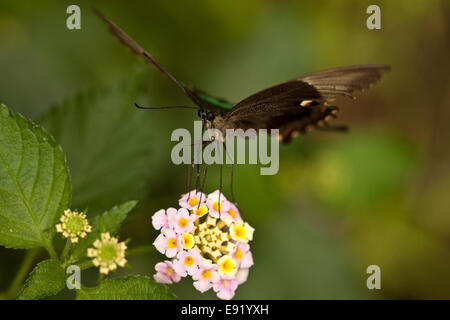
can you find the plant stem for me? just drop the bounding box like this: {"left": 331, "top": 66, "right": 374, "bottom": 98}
{"left": 126, "top": 244, "right": 155, "bottom": 256}
{"left": 77, "top": 260, "right": 93, "bottom": 271}
{"left": 44, "top": 240, "right": 59, "bottom": 260}
{"left": 73, "top": 244, "right": 155, "bottom": 272}
{"left": 61, "top": 239, "right": 71, "bottom": 262}
{"left": 4, "top": 248, "right": 40, "bottom": 299}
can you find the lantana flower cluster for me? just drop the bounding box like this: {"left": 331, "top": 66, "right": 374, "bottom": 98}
{"left": 152, "top": 190, "right": 254, "bottom": 300}
{"left": 56, "top": 209, "right": 128, "bottom": 275}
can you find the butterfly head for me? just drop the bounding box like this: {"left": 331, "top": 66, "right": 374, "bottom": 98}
{"left": 198, "top": 109, "right": 216, "bottom": 122}
{"left": 197, "top": 109, "right": 227, "bottom": 132}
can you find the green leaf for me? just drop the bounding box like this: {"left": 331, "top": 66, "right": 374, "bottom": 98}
{"left": 39, "top": 73, "right": 154, "bottom": 214}
{"left": 71, "top": 201, "right": 138, "bottom": 260}
{"left": 92, "top": 200, "right": 138, "bottom": 234}
{"left": 17, "top": 259, "right": 66, "bottom": 300}
{"left": 0, "top": 104, "right": 71, "bottom": 250}
{"left": 76, "top": 275, "right": 176, "bottom": 300}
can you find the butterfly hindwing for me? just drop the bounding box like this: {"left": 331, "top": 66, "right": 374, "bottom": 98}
{"left": 221, "top": 64, "right": 390, "bottom": 143}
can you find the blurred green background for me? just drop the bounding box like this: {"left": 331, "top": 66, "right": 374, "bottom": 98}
{"left": 1, "top": 0, "right": 450, "bottom": 299}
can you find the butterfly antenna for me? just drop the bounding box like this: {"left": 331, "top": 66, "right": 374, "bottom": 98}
{"left": 134, "top": 103, "right": 197, "bottom": 110}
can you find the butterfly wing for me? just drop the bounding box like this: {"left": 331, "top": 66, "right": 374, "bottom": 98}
{"left": 94, "top": 9, "right": 203, "bottom": 107}
{"left": 299, "top": 64, "right": 391, "bottom": 101}
{"left": 222, "top": 64, "right": 390, "bottom": 143}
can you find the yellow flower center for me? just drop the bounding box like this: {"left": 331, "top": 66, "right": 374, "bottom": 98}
{"left": 178, "top": 217, "right": 188, "bottom": 228}
{"left": 218, "top": 256, "right": 236, "bottom": 275}
{"left": 202, "top": 269, "right": 212, "bottom": 279}
{"left": 182, "top": 233, "right": 195, "bottom": 249}
{"left": 166, "top": 267, "right": 174, "bottom": 276}
{"left": 66, "top": 215, "right": 85, "bottom": 234}
{"left": 233, "top": 225, "right": 246, "bottom": 240}
{"left": 228, "top": 208, "right": 236, "bottom": 218}
{"left": 212, "top": 202, "right": 221, "bottom": 212}
{"left": 234, "top": 248, "right": 243, "bottom": 260}
{"left": 99, "top": 243, "right": 117, "bottom": 262}
{"left": 195, "top": 206, "right": 208, "bottom": 217}
{"left": 167, "top": 238, "right": 177, "bottom": 249}
{"left": 184, "top": 256, "right": 194, "bottom": 267}
{"left": 188, "top": 197, "right": 199, "bottom": 206}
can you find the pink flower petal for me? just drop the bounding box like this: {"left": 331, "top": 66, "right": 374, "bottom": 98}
{"left": 170, "top": 208, "right": 195, "bottom": 234}
{"left": 190, "top": 249, "right": 203, "bottom": 263}
{"left": 230, "top": 280, "right": 238, "bottom": 291}
{"left": 239, "top": 243, "right": 250, "bottom": 252}
{"left": 208, "top": 210, "right": 220, "bottom": 218}
{"left": 167, "top": 207, "right": 178, "bottom": 228}
{"left": 152, "top": 209, "right": 167, "bottom": 230}
{"left": 210, "top": 270, "right": 220, "bottom": 283}
{"left": 173, "top": 259, "right": 187, "bottom": 277}
{"left": 166, "top": 247, "right": 178, "bottom": 258}
{"left": 186, "top": 264, "right": 199, "bottom": 276}
{"left": 236, "top": 269, "right": 249, "bottom": 285}
{"left": 153, "top": 233, "right": 166, "bottom": 254}
{"left": 162, "top": 228, "right": 176, "bottom": 239}
{"left": 171, "top": 272, "right": 181, "bottom": 283}
{"left": 241, "top": 251, "right": 254, "bottom": 269}
{"left": 217, "top": 289, "right": 235, "bottom": 300}
{"left": 178, "top": 208, "right": 190, "bottom": 217}
{"left": 179, "top": 191, "right": 207, "bottom": 209}
{"left": 155, "top": 262, "right": 168, "bottom": 272}
{"left": 194, "top": 280, "right": 213, "bottom": 293}
{"left": 154, "top": 272, "right": 172, "bottom": 284}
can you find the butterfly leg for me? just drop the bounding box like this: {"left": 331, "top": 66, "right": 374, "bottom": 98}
{"left": 193, "top": 121, "right": 208, "bottom": 192}
{"left": 185, "top": 165, "right": 192, "bottom": 194}
{"left": 230, "top": 163, "right": 236, "bottom": 204}
{"left": 218, "top": 163, "right": 223, "bottom": 210}
{"left": 197, "top": 164, "right": 208, "bottom": 209}
{"left": 189, "top": 163, "right": 195, "bottom": 199}
{"left": 194, "top": 140, "right": 202, "bottom": 190}
{"left": 223, "top": 143, "right": 236, "bottom": 204}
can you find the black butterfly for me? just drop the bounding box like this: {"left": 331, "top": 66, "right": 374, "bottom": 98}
{"left": 95, "top": 9, "right": 390, "bottom": 144}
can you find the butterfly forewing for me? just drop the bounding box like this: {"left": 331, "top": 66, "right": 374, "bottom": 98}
{"left": 299, "top": 64, "right": 391, "bottom": 101}
{"left": 94, "top": 9, "right": 203, "bottom": 107}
